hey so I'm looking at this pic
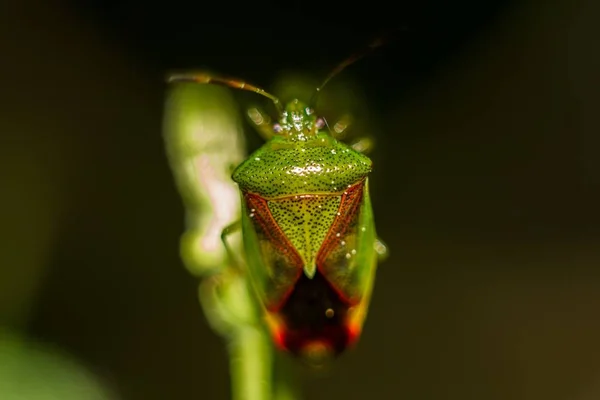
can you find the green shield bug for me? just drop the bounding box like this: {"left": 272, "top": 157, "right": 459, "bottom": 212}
{"left": 168, "top": 38, "right": 388, "bottom": 361}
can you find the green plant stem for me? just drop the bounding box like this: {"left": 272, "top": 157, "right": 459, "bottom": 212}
{"left": 229, "top": 326, "right": 299, "bottom": 400}
{"left": 164, "top": 83, "right": 301, "bottom": 400}
{"left": 229, "top": 326, "right": 272, "bottom": 400}
{"left": 272, "top": 352, "right": 299, "bottom": 400}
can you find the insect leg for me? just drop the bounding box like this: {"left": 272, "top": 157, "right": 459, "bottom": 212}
{"left": 330, "top": 114, "right": 374, "bottom": 154}
{"left": 350, "top": 137, "right": 375, "bottom": 154}
{"left": 330, "top": 113, "right": 352, "bottom": 140}
{"left": 221, "top": 219, "right": 243, "bottom": 269}
{"left": 247, "top": 107, "right": 275, "bottom": 141}
{"left": 374, "top": 237, "right": 389, "bottom": 262}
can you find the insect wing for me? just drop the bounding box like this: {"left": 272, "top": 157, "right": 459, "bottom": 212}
{"left": 317, "top": 179, "right": 378, "bottom": 307}
{"left": 240, "top": 192, "right": 304, "bottom": 311}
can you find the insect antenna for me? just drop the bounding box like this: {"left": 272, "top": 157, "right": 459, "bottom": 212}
{"left": 168, "top": 72, "right": 283, "bottom": 115}
{"left": 310, "top": 31, "right": 397, "bottom": 108}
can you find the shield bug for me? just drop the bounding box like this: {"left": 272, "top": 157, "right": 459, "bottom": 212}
{"left": 168, "top": 38, "right": 388, "bottom": 361}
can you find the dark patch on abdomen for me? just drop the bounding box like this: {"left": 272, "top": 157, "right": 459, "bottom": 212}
{"left": 279, "top": 271, "right": 350, "bottom": 356}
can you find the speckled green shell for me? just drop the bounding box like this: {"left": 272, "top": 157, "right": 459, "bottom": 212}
{"left": 232, "top": 132, "right": 372, "bottom": 197}
{"left": 233, "top": 131, "right": 377, "bottom": 311}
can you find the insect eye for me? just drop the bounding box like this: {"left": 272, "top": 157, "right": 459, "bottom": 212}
{"left": 315, "top": 118, "right": 325, "bottom": 129}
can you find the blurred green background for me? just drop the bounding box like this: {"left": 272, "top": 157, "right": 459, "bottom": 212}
{"left": 1, "top": 0, "right": 600, "bottom": 399}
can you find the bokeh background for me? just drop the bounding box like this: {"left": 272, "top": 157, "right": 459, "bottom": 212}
{"left": 1, "top": 0, "right": 600, "bottom": 399}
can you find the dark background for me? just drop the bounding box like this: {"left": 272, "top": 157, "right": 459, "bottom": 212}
{"left": 1, "top": 0, "right": 600, "bottom": 399}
